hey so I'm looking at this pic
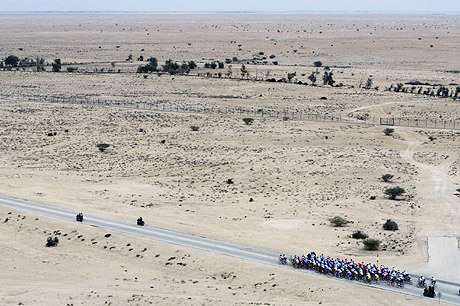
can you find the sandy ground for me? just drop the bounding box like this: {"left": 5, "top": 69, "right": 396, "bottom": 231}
{"left": 0, "top": 13, "right": 459, "bottom": 304}
{"left": 0, "top": 206, "right": 446, "bottom": 306}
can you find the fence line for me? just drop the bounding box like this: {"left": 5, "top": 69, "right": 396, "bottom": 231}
{"left": 14, "top": 95, "right": 460, "bottom": 131}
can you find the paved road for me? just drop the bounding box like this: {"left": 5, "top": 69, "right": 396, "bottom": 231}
{"left": 1, "top": 194, "right": 459, "bottom": 305}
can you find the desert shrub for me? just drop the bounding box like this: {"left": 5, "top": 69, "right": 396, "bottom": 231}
{"left": 364, "top": 77, "right": 374, "bottom": 89}
{"left": 66, "top": 67, "right": 78, "bottom": 73}
{"left": 52, "top": 59, "right": 61, "bottom": 72}
{"left": 137, "top": 57, "right": 158, "bottom": 73}
{"left": 287, "top": 72, "right": 296, "bottom": 82}
{"left": 148, "top": 57, "right": 158, "bottom": 69}
{"left": 384, "top": 186, "right": 405, "bottom": 200}
{"left": 226, "top": 178, "right": 234, "bottom": 184}
{"left": 384, "top": 128, "right": 395, "bottom": 136}
{"left": 96, "top": 143, "right": 110, "bottom": 152}
{"left": 137, "top": 65, "right": 150, "bottom": 73}
{"left": 46, "top": 236, "right": 59, "bottom": 247}
{"left": 242, "top": 118, "right": 254, "bottom": 125}
{"left": 363, "top": 238, "right": 380, "bottom": 250}
{"left": 204, "top": 62, "right": 218, "bottom": 69}
{"left": 313, "top": 60, "right": 323, "bottom": 67}
{"left": 5, "top": 55, "right": 19, "bottom": 67}
{"left": 381, "top": 174, "right": 394, "bottom": 182}
{"left": 323, "top": 70, "right": 335, "bottom": 86}
{"left": 218, "top": 61, "right": 225, "bottom": 69}
{"left": 329, "top": 216, "right": 350, "bottom": 227}
{"left": 163, "top": 59, "right": 184, "bottom": 74}
{"left": 383, "top": 219, "right": 399, "bottom": 231}
{"left": 428, "top": 135, "right": 436, "bottom": 142}
{"left": 351, "top": 230, "right": 368, "bottom": 239}
{"left": 282, "top": 116, "right": 289, "bottom": 121}
{"left": 308, "top": 71, "right": 317, "bottom": 85}
{"left": 180, "top": 62, "right": 191, "bottom": 73}
{"left": 188, "top": 61, "right": 197, "bottom": 69}
{"left": 35, "top": 57, "right": 45, "bottom": 72}
{"left": 190, "top": 126, "right": 200, "bottom": 132}
{"left": 240, "top": 64, "right": 249, "bottom": 78}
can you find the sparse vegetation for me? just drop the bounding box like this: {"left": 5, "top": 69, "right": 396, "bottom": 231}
{"left": 313, "top": 61, "right": 323, "bottom": 67}
{"left": 363, "top": 238, "right": 381, "bottom": 251}
{"left": 46, "top": 236, "right": 59, "bottom": 247}
{"left": 287, "top": 72, "right": 296, "bottom": 82}
{"left": 384, "top": 186, "right": 405, "bottom": 200}
{"left": 96, "top": 143, "right": 110, "bottom": 152}
{"left": 352, "top": 230, "right": 368, "bottom": 239}
{"left": 364, "top": 76, "right": 374, "bottom": 89}
{"left": 308, "top": 71, "right": 318, "bottom": 85}
{"left": 52, "top": 59, "right": 62, "bottom": 72}
{"left": 5, "top": 55, "right": 20, "bottom": 67}
{"left": 381, "top": 174, "right": 394, "bottom": 182}
{"left": 240, "top": 64, "right": 249, "bottom": 78}
{"left": 383, "top": 219, "right": 399, "bottom": 231}
{"left": 329, "top": 216, "right": 350, "bottom": 227}
{"left": 322, "top": 70, "right": 335, "bottom": 86}
{"left": 137, "top": 57, "right": 158, "bottom": 73}
{"left": 242, "top": 118, "right": 254, "bottom": 125}
{"left": 384, "top": 128, "right": 395, "bottom": 136}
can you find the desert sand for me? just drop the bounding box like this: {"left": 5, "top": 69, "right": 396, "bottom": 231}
{"left": 0, "top": 13, "right": 459, "bottom": 305}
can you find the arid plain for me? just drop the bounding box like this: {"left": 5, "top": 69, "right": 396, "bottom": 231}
{"left": 0, "top": 13, "right": 459, "bottom": 305}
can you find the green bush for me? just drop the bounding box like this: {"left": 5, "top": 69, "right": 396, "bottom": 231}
{"left": 5, "top": 55, "right": 20, "bottom": 67}
{"left": 351, "top": 230, "right": 368, "bottom": 239}
{"left": 96, "top": 143, "right": 110, "bottom": 152}
{"left": 383, "top": 219, "right": 399, "bottom": 231}
{"left": 381, "top": 174, "right": 394, "bottom": 182}
{"left": 384, "top": 128, "right": 394, "bottom": 136}
{"left": 384, "top": 186, "right": 405, "bottom": 200}
{"left": 313, "top": 61, "right": 323, "bottom": 67}
{"left": 329, "top": 216, "right": 350, "bottom": 227}
{"left": 46, "top": 236, "right": 59, "bottom": 247}
{"left": 363, "top": 238, "right": 380, "bottom": 251}
{"left": 52, "top": 59, "right": 61, "bottom": 72}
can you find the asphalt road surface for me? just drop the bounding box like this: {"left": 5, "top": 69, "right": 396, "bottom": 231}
{"left": 1, "top": 194, "right": 459, "bottom": 305}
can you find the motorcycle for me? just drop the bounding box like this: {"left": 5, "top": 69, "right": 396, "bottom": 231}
{"left": 76, "top": 213, "right": 84, "bottom": 222}
{"left": 137, "top": 217, "right": 145, "bottom": 226}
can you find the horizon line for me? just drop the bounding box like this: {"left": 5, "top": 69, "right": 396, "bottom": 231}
{"left": 0, "top": 10, "right": 459, "bottom": 15}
